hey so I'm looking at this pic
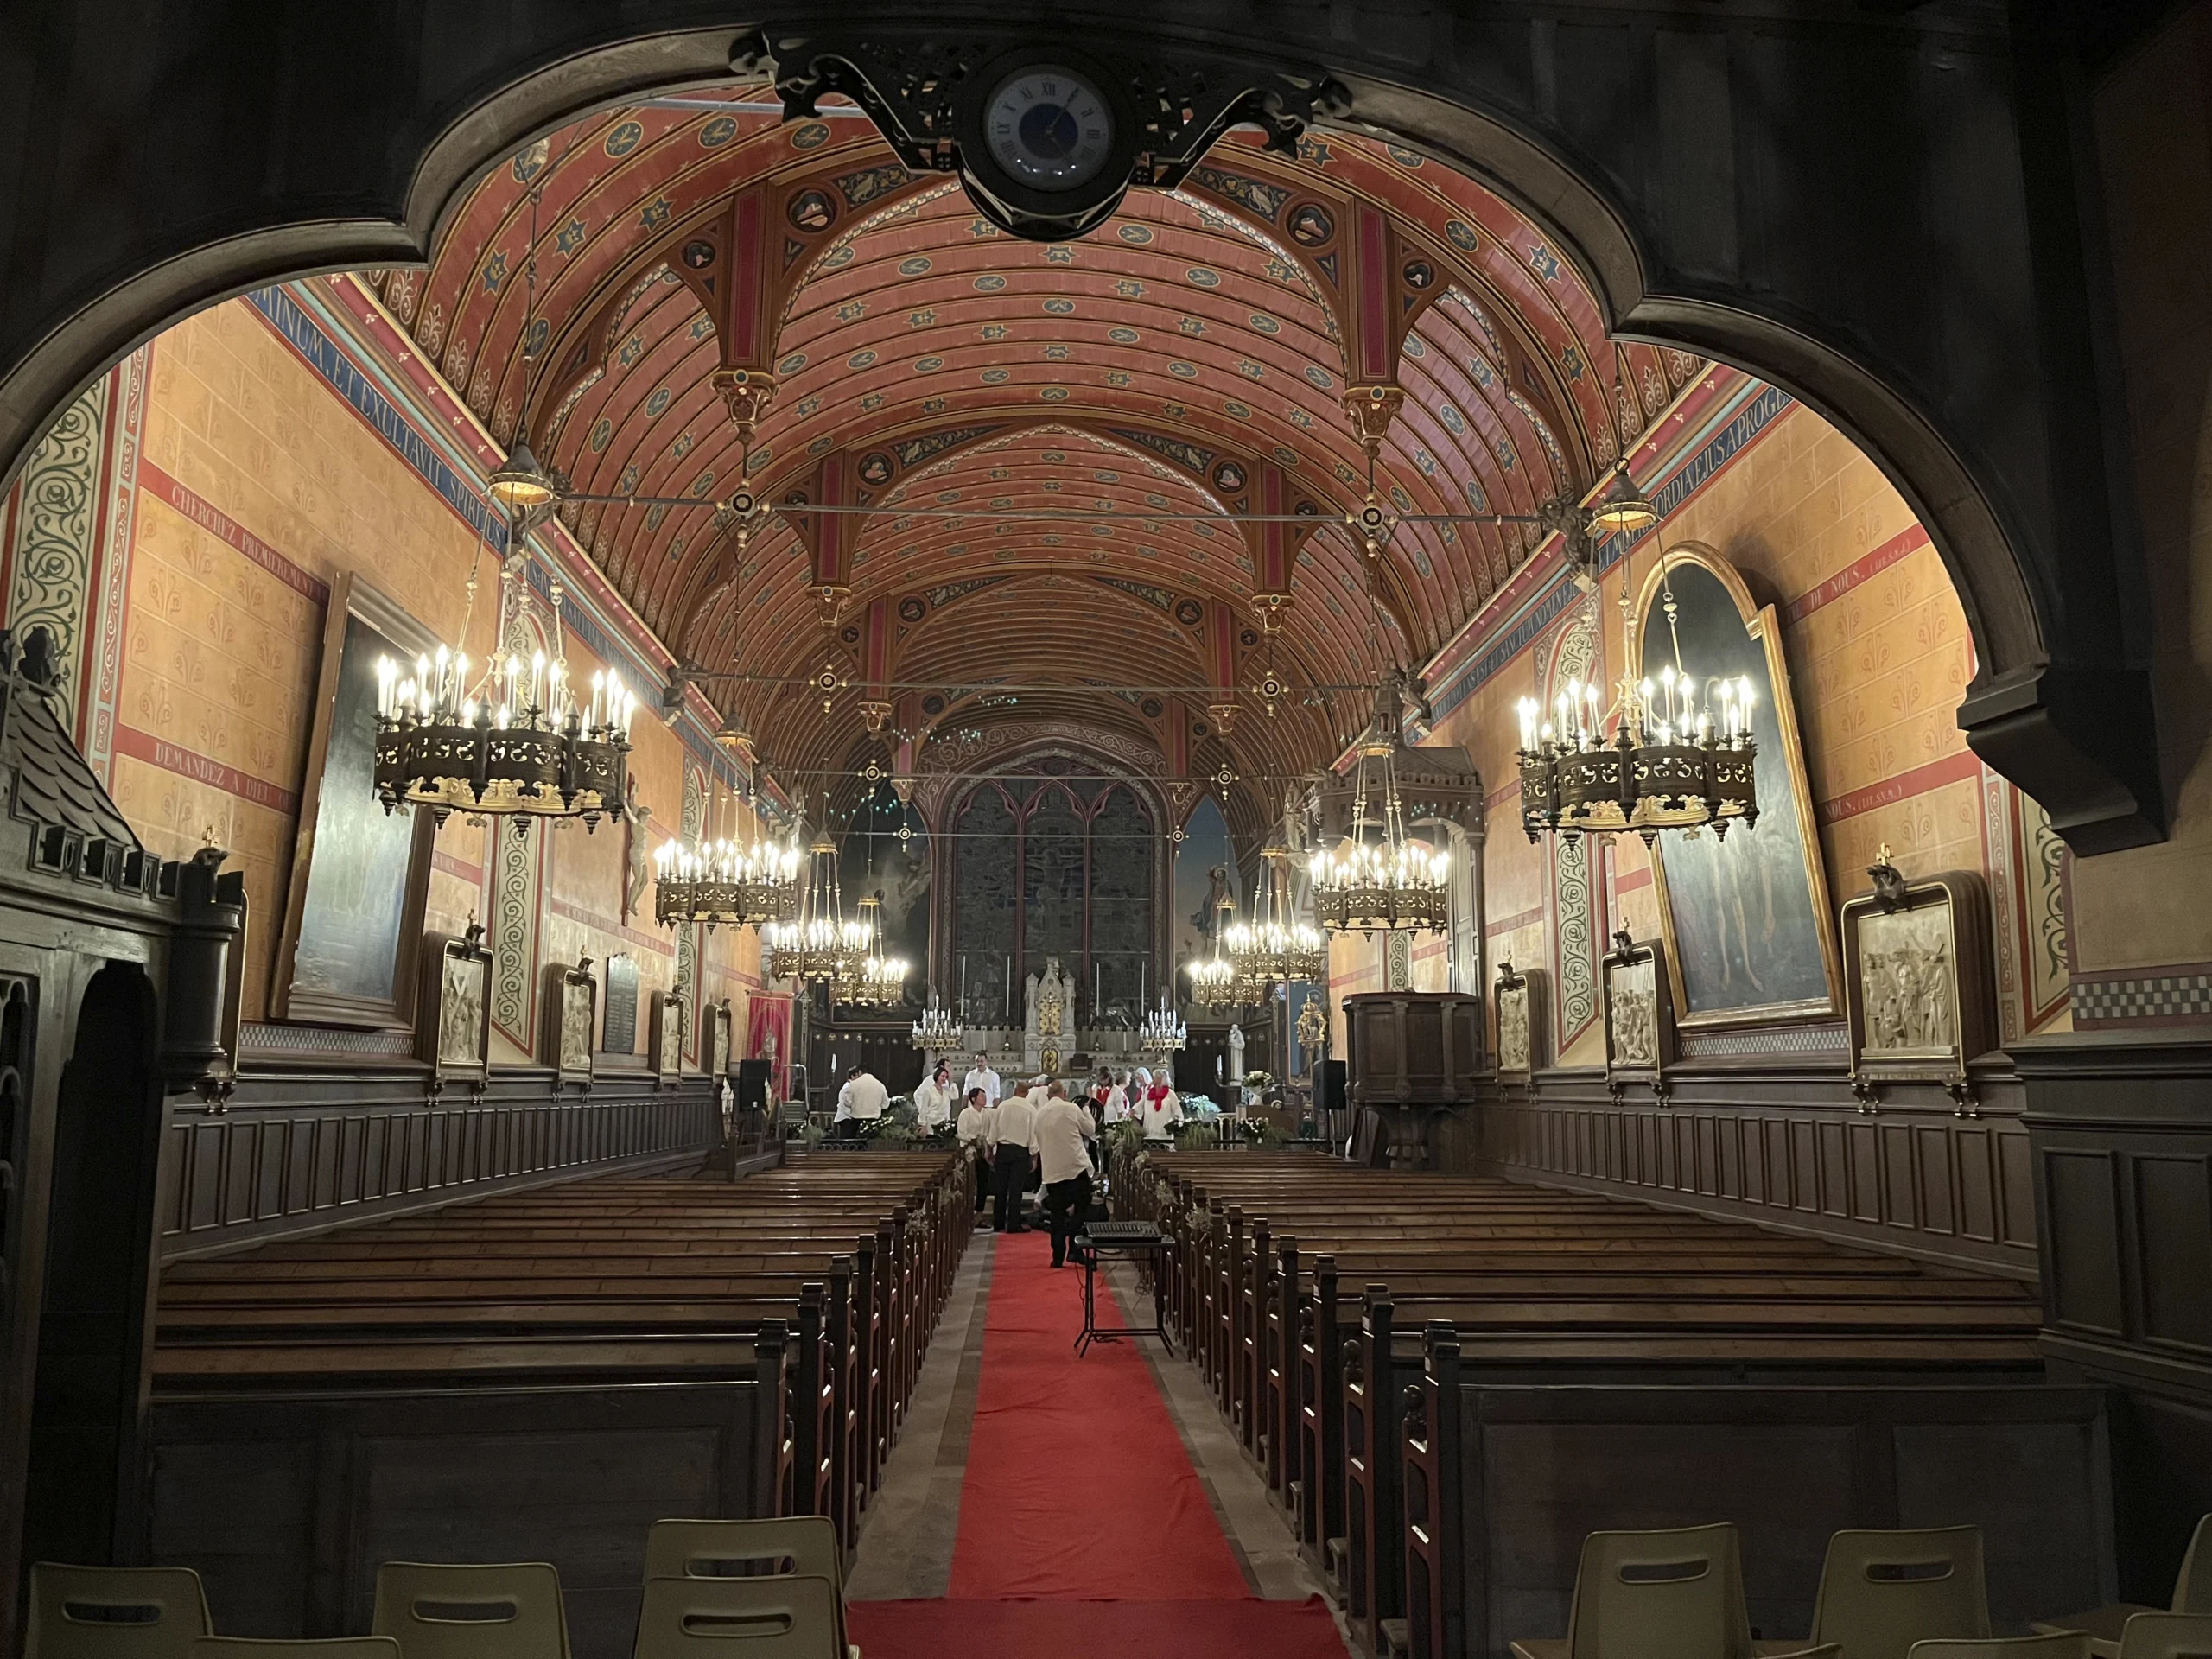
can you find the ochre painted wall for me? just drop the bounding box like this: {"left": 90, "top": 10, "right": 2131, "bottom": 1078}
{"left": 45, "top": 289, "right": 765, "bottom": 1051}
{"left": 1332, "top": 394, "right": 2073, "bottom": 1059}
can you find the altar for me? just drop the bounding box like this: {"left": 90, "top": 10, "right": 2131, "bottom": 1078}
{"left": 916, "top": 955, "right": 1183, "bottom": 1082}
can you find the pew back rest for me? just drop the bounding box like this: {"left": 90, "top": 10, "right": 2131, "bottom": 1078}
{"left": 28, "top": 1566, "right": 212, "bottom": 1659}
{"left": 1809, "top": 1528, "right": 1991, "bottom": 1659}
{"left": 1565, "top": 1522, "right": 1757, "bottom": 1659}
{"left": 371, "top": 1562, "right": 570, "bottom": 1659}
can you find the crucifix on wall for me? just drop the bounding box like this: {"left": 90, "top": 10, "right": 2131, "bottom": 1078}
{"left": 621, "top": 775, "right": 652, "bottom": 925}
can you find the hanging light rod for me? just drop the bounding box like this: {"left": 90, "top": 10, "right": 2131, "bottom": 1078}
{"left": 679, "top": 671, "right": 1374, "bottom": 693}
{"left": 557, "top": 490, "right": 1545, "bottom": 529}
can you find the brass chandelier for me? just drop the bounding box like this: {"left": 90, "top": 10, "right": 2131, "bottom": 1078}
{"left": 1311, "top": 679, "right": 1452, "bottom": 933}
{"left": 374, "top": 543, "right": 632, "bottom": 830}
{"left": 1140, "top": 994, "right": 1188, "bottom": 1054}
{"left": 1224, "top": 817, "right": 1327, "bottom": 995}
{"left": 1515, "top": 540, "right": 1760, "bottom": 844}
{"left": 842, "top": 893, "right": 911, "bottom": 1007}
{"left": 1186, "top": 893, "right": 1243, "bottom": 1010}
{"left": 653, "top": 772, "right": 802, "bottom": 929}
{"left": 762, "top": 834, "right": 870, "bottom": 991}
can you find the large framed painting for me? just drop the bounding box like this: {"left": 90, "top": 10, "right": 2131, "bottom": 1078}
{"left": 270, "top": 571, "right": 436, "bottom": 1027}
{"left": 1631, "top": 548, "right": 1842, "bottom": 1028}
{"left": 1841, "top": 861, "right": 1996, "bottom": 1107}
{"left": 417, "top": 924, "right": 491, "bottom": 1093}
{"left": 540, "top": 957, "right": 597, "bottom": 1085}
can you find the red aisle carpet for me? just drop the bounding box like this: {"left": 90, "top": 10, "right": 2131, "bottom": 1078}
{"left": 848, "top": 1228, "right": 1346, "bottom": 1658}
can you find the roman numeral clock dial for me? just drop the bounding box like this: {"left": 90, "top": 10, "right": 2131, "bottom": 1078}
{"left": 955, "top": 54, "right": 1137, "bottom": 240}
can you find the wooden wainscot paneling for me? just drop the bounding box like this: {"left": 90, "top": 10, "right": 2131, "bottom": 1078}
{"left": 1452, "top": 1383, "right": 2114, "bottom": 1657}
{"left": 2018, "top": 1035, "right": 2212, "bottom": 1403}
{"left": 1471, "top": 1063, "right": 2038, "bottom": 1279}
{"left": 158, "top": 1070, "right": 721, "bottom": 1259}
{"left": 144, "top": 1346, "right": 786, "bottom": 1653}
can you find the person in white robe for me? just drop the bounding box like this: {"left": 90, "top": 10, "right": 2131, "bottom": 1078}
{"left": 912, "top": 1061, "right": 956, "bottom": 1132}
{"left": 963, "top": 1052, "right": 1003, "bottom": 1106}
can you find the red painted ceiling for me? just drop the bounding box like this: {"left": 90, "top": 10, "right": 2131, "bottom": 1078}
{"left": 372, "top": 95, "right": 1702, "bottom": 810}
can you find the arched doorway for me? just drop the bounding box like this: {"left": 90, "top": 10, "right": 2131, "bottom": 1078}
{"left": 0, "top": 10, "right": 2162, "bottom": 853}
{"left": 20, "top": 961, "right": 162, "bottom": 1573}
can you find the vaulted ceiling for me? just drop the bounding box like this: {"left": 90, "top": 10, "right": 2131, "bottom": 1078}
{"left": 371, "top": 94, "right": 1702, "bottom": 823}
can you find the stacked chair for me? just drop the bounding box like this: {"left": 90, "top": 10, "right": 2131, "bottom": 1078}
{"left": 2037, "top": 1516, "right": 2212, "bottom": 1658}
{"left": 635, "top": 1517, "right": 854, "bottom": 1659}
{"left": 1506, "top": 1523, "right": 1840, "bottom": 1659}
{"left": 28, "top": 1567, "right": 213, "bottom": 1659}
{"left": 23, "top": 1525, "right": 858, "bottom": 1659}
{"left": 1510, "top": 1523, "right": 2212, "bottom": 1659}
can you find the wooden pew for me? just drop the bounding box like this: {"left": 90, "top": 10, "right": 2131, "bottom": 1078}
{"left": 144, "top": 1150, "right": 969, "bottom": 1648}
{"left": 1118, "top": 1153, "right": 2074, "bottom": 1659}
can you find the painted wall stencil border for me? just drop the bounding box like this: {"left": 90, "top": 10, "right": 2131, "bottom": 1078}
{"left": 1419, "top": 362, "right": 1747, "bottom": 699}
{"left": 80, "top": 344, "right": 150, "bottom": 785}
{"left": 1630, "top": 543, "right": 1845, "bottom": 1030}
{"left": 301, "top": 274, "right": 772, "bottom": 798}
{"left": 1427, "top": 378, "right": 1793, "bottom": 721}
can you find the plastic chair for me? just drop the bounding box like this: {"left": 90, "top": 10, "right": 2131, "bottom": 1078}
{"left": 189, "top": 1642, "right": 400, "bottom": 1659}
{"left": 645, "top": 1518, "right": 853, "bottom": 1659}
{"left": 1808, "top": 1528, "right": 1992, "bottom": 1659}
{"left": 372, "top": 1562, "right": 571, "bottom": 1659}
{"left": 1507, "top": 1522, "right": 1841, "bottom": 1659}
{"left": 27, "top": 1566, "right": 212, "bottom": 1659}
{"left": 632, "top": 1575, "right": 841, "bottom": 1659}
{"left": 2037, "top": 1514, "right": 2212, "bottom": 1656}
{"left": 1908, "top": 1638, "right": 2092, "bottom": 1659}
{"left": 2116, "top": 1613, "right": 2212, "bottom": 1659}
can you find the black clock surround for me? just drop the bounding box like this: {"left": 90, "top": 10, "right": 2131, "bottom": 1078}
{"left": 746, "top": 29, "right": 1334, "bottom": 242}
{"left": 953, "top": 49, "right": 1141, "bottom": 239}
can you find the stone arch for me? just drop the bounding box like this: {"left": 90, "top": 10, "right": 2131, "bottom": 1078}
{"left": 0, "top": 10, "right": 2154, "bottom": 850}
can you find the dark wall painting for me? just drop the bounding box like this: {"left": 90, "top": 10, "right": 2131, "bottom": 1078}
{"left": 1173, "top": 796, "right": 1240, "bottom": 970}
{"left": 1636, "top": 554, "right": 1840, "bottom": 1025}
{"left": 842, "top": 784, "right": 930, "bottom": 1003}
{"left": 271, "top": 573, "right": 433, "bottom": 1027}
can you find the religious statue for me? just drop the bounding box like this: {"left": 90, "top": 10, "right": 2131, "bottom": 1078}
{"left": 1021, "top": 956, "right": 1077, "bottom": 1074}
{"left": 1228, "top": 1021, "right": 1247, "bottom": 1086}
{"left": 1192, "top": 866, "right": 1231, "bottom": 944}
{"left": 621, "top": 776, "right": 652, "bottom": 925}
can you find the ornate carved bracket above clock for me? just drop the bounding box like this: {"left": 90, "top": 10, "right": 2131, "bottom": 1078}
{"left": 734, "top": 29, "right": 1344, "bottom": 241}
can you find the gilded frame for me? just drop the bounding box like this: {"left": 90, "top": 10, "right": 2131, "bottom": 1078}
{"left": 1629, "top": 545, "right": 1843, "bottom": 1029}
{"left": 649, "top": 989, "right": 683, "bottom": 1082}
{"left": 1601, "top": 934, "right": 1676, "bottom": 1089}
{"left": 1841, "top": 868, "right": 1995, "bottom": 1096}
{"left": 707, "top": 999, "right": 733, "bottom": 1077}
{"left": 541, "top": 957, "right": 598, "bottom": 1085}
{"left": 417, "top": 925, "right": 492, "bottom": 1092}
{"left": 1492, "top": 958, "right": 1548, "bottom": 1081}
{"left": 270, "top": 570, "right": 436, "bottom": 1028}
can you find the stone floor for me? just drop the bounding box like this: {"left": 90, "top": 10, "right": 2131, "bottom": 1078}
{"left": 846, "top": 1225, "right": 1348, "bottom": 1652}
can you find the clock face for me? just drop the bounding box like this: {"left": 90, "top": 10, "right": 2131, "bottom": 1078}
{"left": 982, "top": 67, "right": 1116, "bottom": 193}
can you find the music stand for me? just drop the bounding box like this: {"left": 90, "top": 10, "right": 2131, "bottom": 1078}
{"left": 1071, "top": 1220, "right": 1172, "bottom": 1357}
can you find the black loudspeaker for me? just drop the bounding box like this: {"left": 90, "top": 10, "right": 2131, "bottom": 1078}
{"left": 736, "top": 1059, "right": 770, "bottom": 1111}
{"left": 1315, "top": 1058, "right": 1348, "bottom": 1118}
